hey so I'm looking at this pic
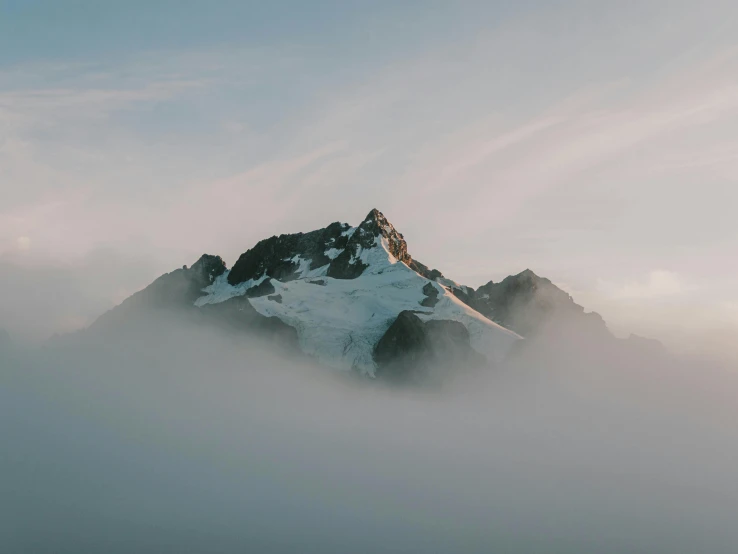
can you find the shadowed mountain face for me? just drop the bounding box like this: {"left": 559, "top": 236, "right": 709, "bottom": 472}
{"left": 78, "top": 209, "right": 651, "bottom": 380}
{"left": 469, "top": 269, "right": 612, "bottom": 340}
{"left": 227, "top": 221, "right": 350, "bottom": 286}
{"left": 90, "top": 254, "right": 226, "bottom": 328}
{"left": 374, "top": 310, "right": 485, "bottom": 383}
{"left": 74, "top": 254, "right": 299, "bottom": 350}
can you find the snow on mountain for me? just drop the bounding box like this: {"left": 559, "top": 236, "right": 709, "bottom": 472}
{"left": 79, "top": 208, "right": 635, "bottom": 378}
{"left": 194, "top": 210, "right": 522, "bottom": 374}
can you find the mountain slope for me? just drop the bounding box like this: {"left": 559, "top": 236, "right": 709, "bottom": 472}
{"left": 83, "top": 208, "right": 631, "bottom": 377}
{"left": 195, "top": 209, "right": 521, "bottom": 374}
{"left": 469, "top": 269, "right": 611, "bottom": 340}
{"left": 83, "top": 254, "right": 299, "bottom": 349}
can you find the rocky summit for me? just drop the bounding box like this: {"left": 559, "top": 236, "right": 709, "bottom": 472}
{"left": 226, "top": 208, "right": 443, "bottom": 285}
{"left": 84, "top": 208, "right": 629, "bottom": 380}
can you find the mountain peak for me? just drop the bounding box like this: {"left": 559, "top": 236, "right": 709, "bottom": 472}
{"left": 355, "top": 208, "right": 446, "bottom": 280}
{"left": 363, "top": 208, "right": 384, "bottom": 223}
{"left": 357, "top": 208, "right": 399, "bottom": 241}
{"left": 472, "top": 268, "right": 610, "bottom": 338}
{"left": 222, "top": 208, "right": 444, "bottom": 286}
{"left": 191, "top": 254, "right": 227, "bottom": 283}
{"left": 352, "top": 208, "right": 409, "bottom": 261}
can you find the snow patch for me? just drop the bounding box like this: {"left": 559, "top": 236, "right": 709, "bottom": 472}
{"left": 289, "top": 254, "right": 329, "bottom": 279}
{"left": 194, "top": 271, "right": 268, "bottom": 306}
{"left": 324, "top": 247, "right": 343, "bottom": 260}
{"left": 341, "top": 226, "right": 357, "bottom": 239}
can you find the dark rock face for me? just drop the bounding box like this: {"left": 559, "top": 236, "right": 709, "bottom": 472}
{"left": 326, "top": 209, "right": 397, "bottom": 279}
{"left": 228, "top": 208, "right": 445, "bottom": 284}
{"left": 228, "top": 222, "right": 350, "bottom": 286}
{"left": 190, "top": 254, "right": 227, "bottom": 284}
{"left": 450, "top": 286, "right": 474, "bottom": 307}
{"left": 408, "top": 259, "right": 444, "bottom": 281}
{"left": 362, "top": 209, "right": 410, "bottom": 262}
{"left": 375, "top": 312, "right": 427, "bottom": 368}
{"left": 374, "top": 311, "right": 485, "bottom": 381}
{"left": 268, "top": 294, "right": 283, "bottom": 304}
{"left": 420, "top": 282, "right": 440, "bottom": 307}
{"left": 245, "top": 279, "right": 276, "bottom": 298}
{"left": 326, "top": 209, "right": 439, "bottom": 280}
{"left": 325, "top": 248, "right": 368, "bottom": 279}
{"left": 469, "top": 269, "right": 611, "bottom": 340}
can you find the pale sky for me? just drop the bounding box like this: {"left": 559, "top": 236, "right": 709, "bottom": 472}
{"left": 1, "top": 1, "right": 737, "bottom": 359}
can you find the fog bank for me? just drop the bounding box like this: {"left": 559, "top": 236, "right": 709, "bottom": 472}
{"left": 2, "top": 320, "right": 737, "bottom": 553}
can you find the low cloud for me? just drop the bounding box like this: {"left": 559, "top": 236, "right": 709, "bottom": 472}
{"left": 2, "top": 314, "right": 738, "bottom": 553}
{"left": 0, "top": 249, "right": 164, "bottom": 344}
{"left": 597, "top": 270, "right": 696, "bottom": 300}
{"left": 16, "top": 236, "right": 30, "bottom": 251}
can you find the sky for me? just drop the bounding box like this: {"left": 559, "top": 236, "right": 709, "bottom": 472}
{"left": 1, "top": 0, "right": 737, "bottom": 358}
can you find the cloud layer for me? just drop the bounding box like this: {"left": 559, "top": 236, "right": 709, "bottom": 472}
{"left": 3, "top": 315, "right": 738, "bottom": 552}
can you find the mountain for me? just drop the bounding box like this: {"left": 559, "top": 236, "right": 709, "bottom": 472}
{"left": 451, "top": 269, "right": 611, "bottom": 341}
{"left": 83, "top": 208, "right": 629, "bottom": 378}
{"left": 194, "top": 209, "right": 521, "bottom": 374}
{"left": 86, "top": 253, "right": 300, "bottom": 350}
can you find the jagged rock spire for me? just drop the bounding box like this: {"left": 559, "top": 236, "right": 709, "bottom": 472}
{"left": 191, "top": 254, "right": 227, "bottom": 283}
{"left": 517, "top": 268, "right": 540, "bottom": 279}
{"left": 354, "top": 208, "right": 411, "bottom": 264}
{"left": 363, "top": 208, "right": 384, "bottom": 223}
{"left": 225, "top": 208, "right": 444, "bottom": 284}
{"left": 325, "top": 208, "right": 410, "bottom": 279}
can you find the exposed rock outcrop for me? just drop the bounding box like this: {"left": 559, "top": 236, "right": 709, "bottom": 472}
{"left": 228, "top": 208, "right": 445, "bottom": 284}
{"left": 228, "top": 222, "right": 350, "bottom": 286}
{"left": 190, "top": 254, "right": 227, "bottom": 285}
{"left": 327, "top": 209, "right": 404, "bottom": 279}
{"left": 420, "top": 282, "right": 440, "bottom": 307}
{"left": 408, "top": 259, "right": 444, "bottom": 281}
{"left": 245, "top": 279, "right": 276, "bottom": 298}
{"left": 373, "top": 311, "right": 485, "bottom": 382}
